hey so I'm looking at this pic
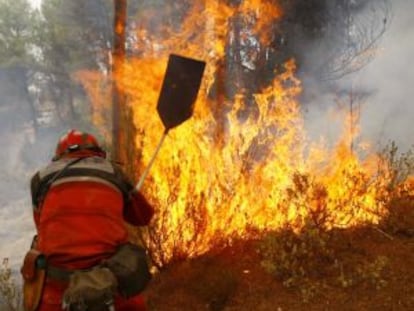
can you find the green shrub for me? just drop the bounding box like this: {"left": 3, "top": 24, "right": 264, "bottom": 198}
{"left": 259, "top": 223, "right": 334, "bottom": 302}
{"left": 380, "top": 141, "right": 414, "bottom": 190}
{"left": 379, "top": 142, "right": 414, "bottom": 236}
{"left": 259, "top": 226, "right": 390, "bottom": 302}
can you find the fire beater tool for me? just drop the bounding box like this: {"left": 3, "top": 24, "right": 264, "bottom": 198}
{"left": 135, "top": 54, "right": 206, "bottom": 191}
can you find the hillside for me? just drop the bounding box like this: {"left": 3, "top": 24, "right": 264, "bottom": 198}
{"left": 144, "top": 197, "right": 414, "bottom": 310}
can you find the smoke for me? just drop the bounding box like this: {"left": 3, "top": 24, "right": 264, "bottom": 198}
{"left": 355, "top": 0, "right": 414, "bottom": 151}
{"left": 296, "top": 0, "right": 413, "bottom": 153}
{"left": 28, "top": 0, "right": 42, "bottom": 9}
{"left": 0, "top": 69, "right": 56, "bottom": 272}
{"left": 0, "top": 69, "right": 34, "bottom": 197}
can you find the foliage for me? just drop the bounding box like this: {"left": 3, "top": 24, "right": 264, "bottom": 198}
{"left": 31, "top": 0, "right": 113, "bottom": 127}
{"left": 260, "top": 224, "right": 333, "bottom": 286}
{"left": 259, "top": 221, "right": 332, "bottom": 302}
{"left": 0, "top": 259, "right": 22, "bottom": 311}
{"left": 380, "top": 141, "right": 414, "bottom": 190}
{"left": 382, "top": 195, "right": 414, "bottom": 238}
{"left": 0, "top": 0, "right": 37, "bottom": 68}
{"left": 39, "top": 0, "right": 113, "bottom": 72}
{"left": 379, "top": 142, "right": 414, "bottom": 236}
{"left": 336, "top": 255, "right": 389, "bottom": 290}
{"left": 258, "top": 225, "right": 390, "bottom": 302}
{"left": 0, "top": 0, "right": 39, "bottom": 130}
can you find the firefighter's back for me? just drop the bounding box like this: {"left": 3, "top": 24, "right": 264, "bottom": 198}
{"left": 37, "top": 179, "right": 128, "bottom": 269}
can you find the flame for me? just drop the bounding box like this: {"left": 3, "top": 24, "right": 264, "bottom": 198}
{"left": 76, "top": 1, "right": 401, "bottom": 266}
{"left": 73, "top": 70, "right": 112, "bottom": 140}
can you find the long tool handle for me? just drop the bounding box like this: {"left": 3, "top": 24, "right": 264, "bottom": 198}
{"left": 135, "top": 129, "right": 169, "bottom": 191}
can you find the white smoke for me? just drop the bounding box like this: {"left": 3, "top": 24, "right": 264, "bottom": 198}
{"left": 302, "top": 0, "right": 413, "bottom": 153}
{"left": 355, "top": 0, "right": 414, "bottom": 151}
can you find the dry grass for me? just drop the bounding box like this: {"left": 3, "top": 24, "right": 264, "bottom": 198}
{"left": 0, "top": 259, "right": 22, "bottom": 311}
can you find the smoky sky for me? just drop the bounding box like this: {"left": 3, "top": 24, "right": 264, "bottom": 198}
{"left": 301, "top": 0, "right": 413, "bottom": 152}
{"left": 355, "top": 0, "right": 414, "bottom": 151}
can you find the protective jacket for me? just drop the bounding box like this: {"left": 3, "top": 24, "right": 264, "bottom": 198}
{"left": 27, "top": 154, "right": 154, "bottom": 311}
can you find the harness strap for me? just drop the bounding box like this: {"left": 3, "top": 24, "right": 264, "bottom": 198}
{"left": 47, "top": 265, "right": 90, "bottom": 283}
{"left": 36, "top": 157, "right": 86, "bottom": 212}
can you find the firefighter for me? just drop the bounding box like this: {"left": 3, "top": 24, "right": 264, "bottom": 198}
{"left": 21, "top": 129, "right": 154, "bottom": 311}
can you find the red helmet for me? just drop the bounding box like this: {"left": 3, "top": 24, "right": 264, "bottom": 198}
{"left": 53, "top": 129, "right": 106, "bottom": 161}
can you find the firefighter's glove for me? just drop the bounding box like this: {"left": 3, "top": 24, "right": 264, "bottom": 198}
{"left": 102, "top": 243, "right": 152, "bottom": 298}
{"left": 62, "top": 267, "right": 117, "bottom": 311}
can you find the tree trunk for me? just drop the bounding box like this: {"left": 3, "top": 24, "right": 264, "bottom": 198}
{"left": 112, "top": 0, "right": 127, "bottom": 163}
{"left": 112, "top": 0, "right": 137, "bottom": 177}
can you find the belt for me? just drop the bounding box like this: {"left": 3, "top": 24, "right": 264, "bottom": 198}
{"left": 47, "top": 265, "right": 91, "bottom": 282}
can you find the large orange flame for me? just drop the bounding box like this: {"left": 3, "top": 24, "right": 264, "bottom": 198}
{"left": 77, "top": 1, "right": 401, "bottom": 266}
